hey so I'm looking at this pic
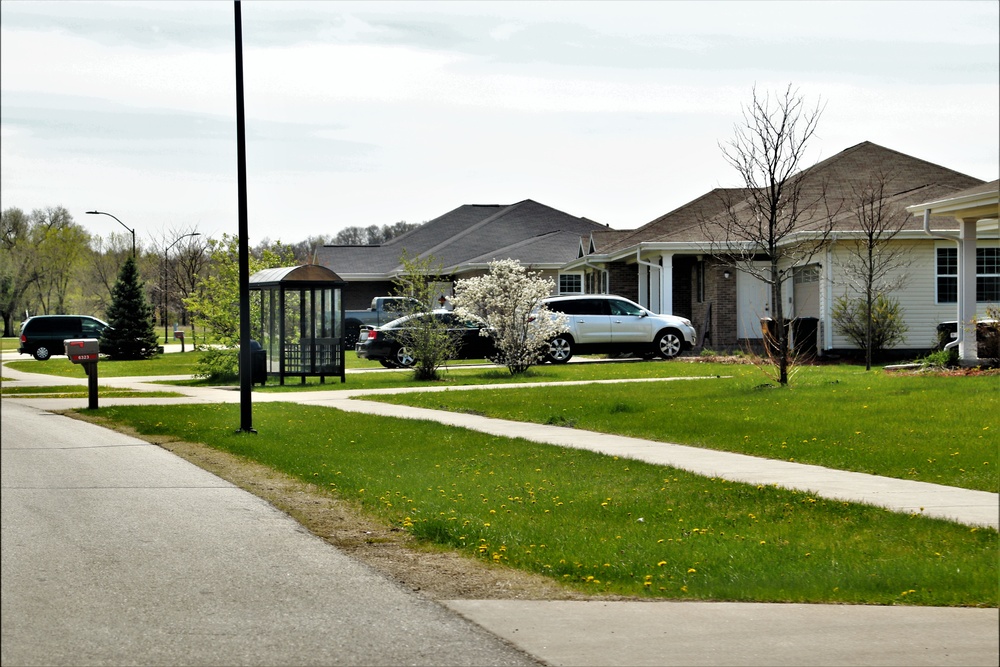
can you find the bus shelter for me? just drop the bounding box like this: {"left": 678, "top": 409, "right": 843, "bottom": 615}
{"left": 249, "top": 265, "right": 347, "bottom": 385}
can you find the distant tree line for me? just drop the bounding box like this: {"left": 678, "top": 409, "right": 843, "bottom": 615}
{"left": 1, "top": 205, "right": 421, "bottom": 338}
{"left": 258, "top": 221, "right": 421, "bottom": 263}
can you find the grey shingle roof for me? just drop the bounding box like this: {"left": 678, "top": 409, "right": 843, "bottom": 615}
{"left": 316, "top": 199, "right": 607, "bottom": 277}
{"left": 603, "top": 142, "right": 984, "bottom": 249}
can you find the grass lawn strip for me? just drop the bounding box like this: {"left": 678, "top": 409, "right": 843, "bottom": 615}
{"left": 87, "top": 402, "right": 997, "bottom": 607}
{"left": 364, "top": 366, "right": 998, "bottom": 493}
{"left": 1, "top": 385, "right": 183, "bottom": 398}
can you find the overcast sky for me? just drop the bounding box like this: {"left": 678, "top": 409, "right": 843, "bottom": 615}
{"left": 2, "top": 1, "right": 998, "bottom": 248}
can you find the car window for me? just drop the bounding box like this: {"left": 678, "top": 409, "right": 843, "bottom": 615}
{"left": 609, "top": 299, "right": 643, "bottom": 317}
{"left": 580, "top": 299, "right": 611, "bottom": 315}
{"left": 546, "top": 300, "right": 577, "bottom": 315}
{"left": 81, "top": 319, "right": 105, "bottom": 337}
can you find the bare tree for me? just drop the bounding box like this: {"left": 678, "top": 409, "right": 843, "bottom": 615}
{"left": 170, "top": 233, "right": 210, "bottom": 345}
{"left": 834, "top": 164, "right": 912, "bottom": 370}
{"left": 706, "top": 84, "right": 834, "bottom": 385}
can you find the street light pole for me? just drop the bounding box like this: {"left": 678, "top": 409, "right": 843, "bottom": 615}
{"left": 86, "top": 210, "right": 136, "bottom": 258}
{"left": 163, "top": 233, "right": 201, "bottom": 343}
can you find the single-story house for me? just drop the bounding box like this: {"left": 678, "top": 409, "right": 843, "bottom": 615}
{"left": 563, "top": 142, "right": 998, "bottom": 360}
{"left": 315, "top": 199, "right": 609, "bottom": 310}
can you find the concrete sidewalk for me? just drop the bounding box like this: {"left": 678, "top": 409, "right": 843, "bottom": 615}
{"left": 3, "top": 361, "right": 999, "bottom": 667}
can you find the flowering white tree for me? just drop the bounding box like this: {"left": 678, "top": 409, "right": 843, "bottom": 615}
{"left": 452, "top": 259, "right": 567, "bottom": 375}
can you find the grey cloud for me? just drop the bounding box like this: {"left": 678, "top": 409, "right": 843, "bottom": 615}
{"left": 2, "top": 92, "right": 374, "bottom": 174}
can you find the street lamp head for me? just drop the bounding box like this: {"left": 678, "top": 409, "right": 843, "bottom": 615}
{"left": 85, "top": 210, "right": 136, "bottom": 257}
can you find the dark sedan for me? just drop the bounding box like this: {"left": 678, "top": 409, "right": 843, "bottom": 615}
{"left": 355, "top": 311, "right": 497, "bottom": 368}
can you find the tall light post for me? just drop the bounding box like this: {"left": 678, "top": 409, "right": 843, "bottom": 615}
{"left": 163, "top": 233, "right": 201, "bottom": 342}
{"left": 86, "top": 210, "right": 136, "bottom": 258}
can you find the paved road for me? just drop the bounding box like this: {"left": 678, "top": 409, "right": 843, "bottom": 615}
{"left": 1, "top": 401, "right": 537, "bottom": 667}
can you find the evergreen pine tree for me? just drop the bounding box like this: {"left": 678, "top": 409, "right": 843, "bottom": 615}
{"left": 101, "top": 256, "right": 159, "bottom": 360}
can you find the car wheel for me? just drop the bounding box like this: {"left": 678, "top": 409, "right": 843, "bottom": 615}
{"left": 656, "top": 330, "right": 683, "bottom": 359}
{"left": 394, "top": 346, "right": 416, "bottom": 367}
{"left": 33, "top": 346, "right": 51, "bottom": 361}
{"left": 546, "top": 335, "right": 574, "bottom": 364}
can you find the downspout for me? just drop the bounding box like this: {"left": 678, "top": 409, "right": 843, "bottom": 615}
{"left": 921, "top": 209, "right": 962, "bottom": 351}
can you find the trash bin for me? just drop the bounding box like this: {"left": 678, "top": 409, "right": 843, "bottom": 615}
{"left": 935, "top": 321, "right": 958, "bottom": 350}
{"left": 937, "top": 320, "right": 1000, "bottom": 360}
{"left": 792, "top": 317, "right": 818, "bottom": 358}
{"left": 240, "top": 340, "right": 267, "bottom": 386}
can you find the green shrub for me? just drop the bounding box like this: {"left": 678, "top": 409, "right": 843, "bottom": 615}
{"left": 917, "top": 347, "right": 957, "bottom": 368}
{"left": 194, "top": 347, "right": 238, "bottom": 381}
{"left": 831, "top": 293, "right": 907, "bottom": 359}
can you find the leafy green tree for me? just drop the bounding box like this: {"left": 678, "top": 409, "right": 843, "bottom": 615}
{"left": 185, "top": 233, "right": 292, "bottom": 380}
{"left": 1, "top": 207, "right": 39, "bottom": 336}
{"left": 100, "top": 256, "right": 159, "bottom": 360}
{"left": 28, "top": 207, "right": 90, "bottom": 315}
{"left": 391, "top": 252, "right": 459, "bottom": 380}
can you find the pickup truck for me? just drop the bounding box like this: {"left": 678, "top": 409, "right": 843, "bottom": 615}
{"left": 344, "top": 296, "right": 421, "bottom": 346}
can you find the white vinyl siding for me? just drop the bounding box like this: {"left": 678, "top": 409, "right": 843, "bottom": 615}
{"left": 827, "top": 239, "right": 999, "bottom": 351}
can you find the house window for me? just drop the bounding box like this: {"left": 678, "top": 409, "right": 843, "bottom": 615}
{"left": 979, "top": 247, "right": 999, "bottom": 302}
{"left": 936, "top": 247, "right": 999, "bottom": 303}
{"left": 559, "top": 273, "right": 583, "bottom": 294}
{"left": 793, "top": 265, "right": 820, "bottom": 284}
{"left": 695, "top": 261, "right": 705, "bottom": 303}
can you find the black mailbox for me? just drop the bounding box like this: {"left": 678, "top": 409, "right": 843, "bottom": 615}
{"left": 64, "top": 338, "right": 100, "bottom": 409}
{"left": 65, "top": 338, "right": 101, "bottom": 364}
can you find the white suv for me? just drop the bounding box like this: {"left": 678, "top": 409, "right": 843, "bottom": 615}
{"left": 541, "top": 295, "right": 696, "bottom": 363}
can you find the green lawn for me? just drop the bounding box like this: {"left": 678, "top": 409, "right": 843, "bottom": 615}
{"left": 368, "top": 364, "right": 999, "bottom": 493}
{"left": 5, "top": 351, "right": 204, "bottom": 378}
{"left": 87, "top": 401, "right": 998, "bottom": 607}
{"left": 0, "top": 385, "right": 184, "bottom": 398}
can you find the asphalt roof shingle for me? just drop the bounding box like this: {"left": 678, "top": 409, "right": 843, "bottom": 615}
{"left": 317, "top": 199, "right": 607, "bottom": 277}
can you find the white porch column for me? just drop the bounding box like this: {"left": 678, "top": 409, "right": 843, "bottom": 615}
{"left": 661, "top": 253, "right": 674, "bottom": 315}
{"left": 958, "top": 218, "right": 978, "bottom": 364}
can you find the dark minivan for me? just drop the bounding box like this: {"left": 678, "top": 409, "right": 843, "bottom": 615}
{"left": 18, "top": 315, "right": 109, "bottom": 360}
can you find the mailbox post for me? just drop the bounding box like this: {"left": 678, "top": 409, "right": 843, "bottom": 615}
{"left": 65, "top": 338, "right": 101, "bottom": 409}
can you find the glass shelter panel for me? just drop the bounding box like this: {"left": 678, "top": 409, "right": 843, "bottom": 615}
{"left": 248, "top": 265, "right": 346, "bottom": 384}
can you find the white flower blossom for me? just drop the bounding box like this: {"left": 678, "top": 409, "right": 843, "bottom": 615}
{"left": 452, "top": 259, "right": 568, "bottom": 374}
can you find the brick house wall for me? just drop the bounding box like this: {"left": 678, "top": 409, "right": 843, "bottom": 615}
{"left": 607, "top": 262, "right": 638, "bottom": 302}
{"left": 688, "top": 259, "right": 738, "bottom": 351}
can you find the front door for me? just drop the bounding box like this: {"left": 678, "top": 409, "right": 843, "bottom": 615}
{"left": 736, "top": 265, "right": 770, "bottom": 339}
